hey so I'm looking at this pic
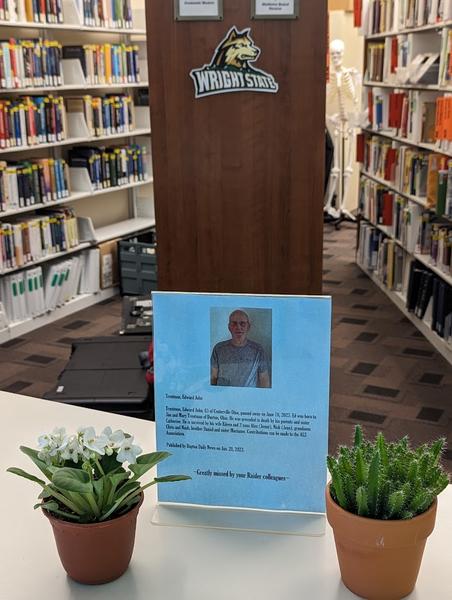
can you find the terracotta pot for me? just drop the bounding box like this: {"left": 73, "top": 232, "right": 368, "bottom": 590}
{"left": 326, "top": 485, "right": 437, "bottom": 600}
{"left": 44, "top": 494, "right": 143, "bottom": 585}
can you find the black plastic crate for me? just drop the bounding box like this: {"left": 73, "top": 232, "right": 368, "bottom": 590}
{"left": 119, "top": 230, "right": 158, "bottom": 296}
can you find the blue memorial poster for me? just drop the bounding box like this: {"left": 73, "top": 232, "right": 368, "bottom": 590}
{"left": 153, "top": 292, "right": 331, "bottom": 513}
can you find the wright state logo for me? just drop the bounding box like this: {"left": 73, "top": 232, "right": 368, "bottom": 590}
{"left": 190, "top": 27, "right": 279, "bottom": 99}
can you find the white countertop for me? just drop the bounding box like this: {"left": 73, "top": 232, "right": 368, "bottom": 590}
{"left": 0, "top": 391, "right": 451, "bottom": 600}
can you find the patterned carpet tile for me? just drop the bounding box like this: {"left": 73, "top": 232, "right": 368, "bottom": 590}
{"left": 0, "top": 223, "right": 451, "bottom": 470}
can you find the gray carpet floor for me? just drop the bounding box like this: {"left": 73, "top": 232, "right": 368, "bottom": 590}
{"left": 1, "top": 222, "right": 452, "bottom": 469}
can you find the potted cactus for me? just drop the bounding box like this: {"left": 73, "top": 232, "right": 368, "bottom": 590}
{"left": 326, "top": 425, "right": 449, "bottom": 600}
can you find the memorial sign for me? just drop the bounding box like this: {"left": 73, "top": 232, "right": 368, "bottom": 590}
{"left": 153, "top": 292, "right": 331, "bottom": 514}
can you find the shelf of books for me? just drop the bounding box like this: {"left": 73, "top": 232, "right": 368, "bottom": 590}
{"left": 0, "top": 0, "right": 146, "bottom": 33}
{"left": 0, "top": 286, "right": 118, "bottom": 345}
{"left": 355, "top": 1, "right": 452, "bottom": 364}
{"left": 0, "top": 0, "right": 154, "bottom": 341}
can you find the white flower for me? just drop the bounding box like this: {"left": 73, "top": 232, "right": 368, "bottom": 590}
{"left": 116, "top": 436, "right": 142, "bottom": 464}
{"left": 80, "top": 427, "right": 108, "bottom": 456}
{"left": 51, "top": 427, "right": 67, "bottom": 441}
{"left": 38, "top": 433, "right": 52, "bottom": 449}
{"left": 60, "top": 436, "right": 83, "bottom": 464}
{"left": 38, "top": 428, "right": 68, "bottom": 460}
{"left": 102, "top": 427, "right": 127, "bottom": 455}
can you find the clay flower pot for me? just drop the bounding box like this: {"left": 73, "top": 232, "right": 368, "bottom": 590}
{"left": 44, "top": 494, "right": 144, "bottom": 585}
{"left": 326, "top": 485, "right": 437, "bottom": 600}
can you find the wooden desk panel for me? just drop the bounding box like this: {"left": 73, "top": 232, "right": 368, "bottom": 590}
{"left": 146, "top": 0, "right": 327, "bottom": 294}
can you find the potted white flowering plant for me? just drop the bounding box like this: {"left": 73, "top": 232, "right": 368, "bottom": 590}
{"left": 7, "top": 426, "right": 190, "bottom": 585}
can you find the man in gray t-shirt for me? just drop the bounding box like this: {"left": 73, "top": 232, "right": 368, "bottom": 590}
{"left": 211, "top": 310, "right": 270, "bottom": 388}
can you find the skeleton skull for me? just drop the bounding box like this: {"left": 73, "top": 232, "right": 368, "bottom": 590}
{"left": 330, "top": 39, "right": 345, "bottom": 70}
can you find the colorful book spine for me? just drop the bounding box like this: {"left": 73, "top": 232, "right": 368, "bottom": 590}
{"left": 0, "top": 157, "right": 69, "bottom": 212}
{"left": 68, "top": 142, "right": 146, "bottom": 190}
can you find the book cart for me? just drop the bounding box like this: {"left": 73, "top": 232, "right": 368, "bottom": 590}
{"left": 356, "top": 1, "right": 452, "bottom": 365}
{"left": 0, "top": 0, "right": 154, "bottom": 344}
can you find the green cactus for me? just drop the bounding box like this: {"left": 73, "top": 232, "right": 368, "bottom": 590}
{"left": 328, "top": 425, "right": 449, "bottom": 520}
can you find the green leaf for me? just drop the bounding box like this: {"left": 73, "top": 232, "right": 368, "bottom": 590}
{"left": 38, "top": 501, "right": 81, "bottom": 521}
{"left": 327, "top": 458, "right": 348, "bottom": 510}
{"left": 388, "top": 490, "right": 405, "bottom": 519}
{"left": 99, "top": 487, "right": 140, "bottom": 522}
{"left": 129, "top": 452, "right": 172, "bottom": 478}
{"left": 430, "top": 438, "right": 445, "bottom": 467}
{"left": 111, "top": 481, "right": 140, "bottom": 504}
{"left": 93, "top": 478, "right": 104, "bottom": 506}
{"left": 368, "top": 450, "right": 380, "bottom": 517}
{"left": 355, "top": 448, "right": 367, "bottom": 486}
{"left": 154, "top": 475, "right": 192, "bottom": 483}
{"left": 34, "top": 500, "right": 58, "bottom": 511}
{"left": 435, "top": 473, "right": 450, "bottom": 496}
{"left": 105, "top": 472, "right": 130, "bottom": 507}
{"left": 354, "top": 425, "right": 363, "bottom": 448}
{"left": 7, "top": 467, "right": 46, "bottom": 487}
{"left": 377, "top": 432, "right": 389, "bottom": 471}
{"left": 38, "top": 487, "right": 52, "bottom": 500}
{"left": 99, "top": 453, "right": 123, "bottom": 475}
{"left": 407, "top": 460, "right": 418, "bottom": 484}
{"left": 52, "top": 468, "right": 93, "bottom": 494}
{"left": 42, "top": 485, "right": 84, "bottom": 516}
{"left": 19, "top": 446, "right": 53, "bottom": 480}
{"left": 136, "top": 451, "right": 171, "bottom": 465}
{"left": 115, "top": 496, "right": 141, "bottom": 516}
{"left": 356, "top": 486, "right": 368, "bottom": 517}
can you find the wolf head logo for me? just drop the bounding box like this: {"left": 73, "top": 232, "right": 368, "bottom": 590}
{"left": 190, "top": 26, "right": 278, "bottom": 98}
{"left": 211, "top": 27, "right": 260, "bottom": 71}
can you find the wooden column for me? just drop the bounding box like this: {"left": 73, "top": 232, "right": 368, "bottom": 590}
{"left": 146, "top": 0, "right": 326, "bottom": 295}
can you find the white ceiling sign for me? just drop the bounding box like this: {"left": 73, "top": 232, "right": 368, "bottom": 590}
{"left": 253, "top": 0, "right": 298, "bottom": 18}
{"left": 176, "top": 0, "right": 222, "bottom": 19}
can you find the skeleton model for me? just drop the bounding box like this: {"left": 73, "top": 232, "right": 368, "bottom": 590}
{"left": 325, "top": 39, "right": 362, "bottom": 223}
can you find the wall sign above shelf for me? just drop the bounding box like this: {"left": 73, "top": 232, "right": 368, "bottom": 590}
{"left": 175, "top": 0, "right": 223, "bottom": 21}
{"left": 251, "top": 0, "right": 299, "bottom": 20}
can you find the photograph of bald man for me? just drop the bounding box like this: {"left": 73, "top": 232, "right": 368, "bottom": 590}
{"left": 211, "top": 309, "right": 271, "bottom": 388}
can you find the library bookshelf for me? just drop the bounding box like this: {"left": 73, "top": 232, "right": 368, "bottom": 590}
{"left": 357, "top": 2, "right": 452, "bottom": 365}
{"left": 0, "top": 0, "right": 154, "bottom": 342}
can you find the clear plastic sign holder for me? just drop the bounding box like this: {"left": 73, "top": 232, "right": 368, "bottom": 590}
{"left": 151, "top": 502, "right": 326, "bottom": 536}
{"left": 151, "top": 292, "right": 331, "bottom": 538}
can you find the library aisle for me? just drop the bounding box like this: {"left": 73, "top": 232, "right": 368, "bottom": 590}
{"left": 1, "top": 222, "right": 451, "bottom": 471}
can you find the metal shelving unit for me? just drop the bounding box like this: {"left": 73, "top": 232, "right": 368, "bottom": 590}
{"left": 358, "top": 10, "right": 452, "bottom": 364}
{"left": 0, "top": 0, "right": 152, "bottom": 341}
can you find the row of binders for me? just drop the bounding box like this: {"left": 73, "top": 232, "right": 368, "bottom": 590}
{"left": 0, "top": 40, "right": 143, "bottom": 90}
{"left": 359, "top": 179, "right": 452, "bottom": 274}
{"left": 0, "top": 39, "right": 63, "bottom": 90}
{"left": 63, "top": 44, "right": 141, "bottom": 85}
{"left": 0, "top": 0, "right": 136, "bottom": 27}
{"left": 440, "top": 30, "right": 452, "bottom": 87}
{"left": 0, "top": 248, "right": 100, "bottom": 325}
{"left": 67, "top": 94, "right": 135, "bottom": 137}
{"left": 358, "top": 134, "right": 452, "bottom": 203}
{"left": 0, "top": 93, "right": 147, "bottom": 148}
{"left": 358, "top": 0, "right": 452, "bottom": 35}
{"left": 0, "top": 0, "right": 63, "bottom": 23}
{"left": 68, "top": 143, "right": 147, "bottom": 189}
{"left": 367, "top": 88, "right": 452, "bottom": 149}
{"left": 358, "top": 221, "right": 405, "bottom": 291}
{"left": 366, "top": 36, "right": 444, "bottom": 87}
{"left": 0, "top": 157, "right": 69, "bottom": 212}
{"left": 360, "top": 174, "right": 452, "bottom": 235}
{"left": 75, "top": 0, "right": 134, "bottom": 28}
{"left": 407, "top": 260, "right": 452, "bottom": 340}
{"left": 0, "top": 206, "right": 79, "bottom": 272}
{"left": 0, "top": 142, "right": 148, "bottom": 213}
{"left": 358, "top": 223, "right": 452, "bottom": 343}
{"left": 0, "top": 95, "right": 66, "bottom": 147}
